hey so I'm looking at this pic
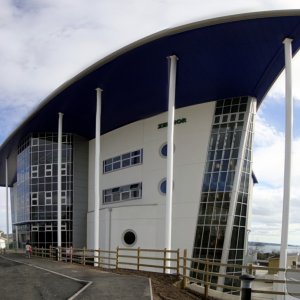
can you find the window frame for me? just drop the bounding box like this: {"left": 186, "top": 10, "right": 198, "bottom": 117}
{"left": 103, "top": 182, "right": 142, "bottom": 204}
{"left": 45, "top": 164, "right": 52, "bottom": 177}
{"left": 103, "top": 149, "right": 143, "bottom": 173}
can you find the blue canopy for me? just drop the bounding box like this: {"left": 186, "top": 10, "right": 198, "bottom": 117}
{"left": 1, "top": 10, "right": 300, "bottom": 186}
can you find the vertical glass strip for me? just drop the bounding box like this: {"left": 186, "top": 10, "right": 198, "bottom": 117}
{"left": 191, "top": 97, "right": 255, "bottom": 292}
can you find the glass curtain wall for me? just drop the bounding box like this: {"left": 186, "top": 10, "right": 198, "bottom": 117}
{"left": 191, "top": 96, "right": 255, "bottom": 290}
{"left": 13, "top": 133, "right": 73, "bottom": 248}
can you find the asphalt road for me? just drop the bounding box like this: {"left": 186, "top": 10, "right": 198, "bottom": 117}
{"left": 0, "top": 254, "right": 152, "bottom": 300}
{"left": 0, "top": 256, "right": 83, "bottom": 299}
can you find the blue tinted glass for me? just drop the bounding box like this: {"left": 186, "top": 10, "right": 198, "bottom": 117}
{"left": 160, "top": 179, "right": 167, "bottom": 194}
{"left": 160, "top": 144, "right": 168, "bottom": 157}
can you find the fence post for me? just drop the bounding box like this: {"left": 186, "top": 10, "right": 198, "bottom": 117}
{"left": 137, "top": 247, "right": 140, "bottom": 271}
{"left": 249, "top": 263, "right": 253, "bottom": 275}
{"left": 182, "top": 249, "right": 188, "bottom": 289}
{"left": 176, "top": 249, "right": 180, "bottom": 275}
{"left": 116, "top": 246, "right": 119, "bottom": 269}
{"left": 70, "top": 247, "right": 73, "bottom": 264}
{"left": 83, "top": 247, "right": 86, "bottom": 266}
{"left": 163, "top": 248, "right": 167, "bottom": 274}
{"left": 98, "top": 248, "right": 101, "bottom": 268}
{"left": 205, "top": 259, "right": 209, "bottom": 299}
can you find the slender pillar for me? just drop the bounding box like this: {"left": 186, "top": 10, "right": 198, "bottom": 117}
{"left": 5, "top": 158, "right": 9, "bottom": 249}
{"left": 165, "top": 55, "right": 177, "bottom": 272}
{"left": 278, "top": 38, "right": 293, "bottom": 298}
{"left": 57, "top": 112, "right": 64, "bottom": 251}
{"left": 94, "top": 88, "right": 102, "bottom": 265}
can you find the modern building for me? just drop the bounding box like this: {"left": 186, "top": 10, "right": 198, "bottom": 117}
{"left": 1, "top": 10, "right": 300, "bottom": 288}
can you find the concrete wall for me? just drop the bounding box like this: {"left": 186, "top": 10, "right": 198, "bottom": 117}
{"left": 87, "top": 102, "right": 214, "bottom": 256}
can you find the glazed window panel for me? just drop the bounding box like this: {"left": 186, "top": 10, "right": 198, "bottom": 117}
{"left": 45, "top": 164, "right": 52, "bottom": 177}
{"left": 45, "top": 225, "right": 52, "bottom": 231}
{"left": 31, "top": 165, "right": 38, "bottom": 178}
{"left": 45, "top": 191, "right": 52, "bottom": 205}
{"left": 103, "top": 149, "right": 143, "bottom": 173}
{"left": 192, "top": 96, "right": 254, "bottom": 279}
{"left": 32, "top": 225, "right": 39, "bottom": 231}
{"left": 103, "top": 182, "right": 142, "bottom": 204}
{"left": 17, "top": 133, "right": 73, "bottom": 248}
{"left": 31, "top": 192, "right": 38, "bottom": 206}
{"left": 61, "top": 163, "right": 67, "bottom": 176}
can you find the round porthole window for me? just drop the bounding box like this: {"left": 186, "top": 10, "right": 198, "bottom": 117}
{"left": 159, "top": 178, "right": 167, "bottom": 195}
{"left": 160, "top": 143, "right": 168, "bottom": 157}
{"left": 123, "top": 230, "right": 137, "bottom": 247}
{"left": 159, "top": 143, "right": 175, "bottom": 158}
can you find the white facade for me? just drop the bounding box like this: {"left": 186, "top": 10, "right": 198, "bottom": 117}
{"left": 87, "top": 102, "right": 215, "bottom": 256}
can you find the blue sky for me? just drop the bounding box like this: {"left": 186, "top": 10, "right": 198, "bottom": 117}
{"left": 1, "top": 0, "right": 300, "bottom": 245}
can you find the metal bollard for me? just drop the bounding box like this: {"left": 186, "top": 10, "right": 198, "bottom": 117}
{"left": 240, "top": 274, "right": 255, "bottom": 300}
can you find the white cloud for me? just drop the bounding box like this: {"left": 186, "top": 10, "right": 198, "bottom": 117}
{"left": 252, "top": 108, "right": 300, "bottom": 245}
{"left": 266, "top": 53, "right": 300, "bottom": 102}
{"left": 253, "top": 114, "right": 284, "bottom": 187}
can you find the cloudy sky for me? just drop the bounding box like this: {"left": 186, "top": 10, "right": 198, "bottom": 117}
{"left": 1, "top": 0, "right": 300, "bottom": 245}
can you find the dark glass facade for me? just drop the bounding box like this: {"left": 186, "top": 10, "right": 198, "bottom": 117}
{"left": 12, "top": 133, "right": 73, "bottom": 248}
{"left": 191, "top": 96, "right": 255, "bottom": 290}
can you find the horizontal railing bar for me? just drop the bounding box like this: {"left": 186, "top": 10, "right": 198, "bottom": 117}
{"left": 252, "top": 290, "right": 285, "bottom": 295}
{"left": 254, "top": 278, "right": 285, "bottom": 284}
{"left": 138, "top": 256, "right": 176, "bottom": 261}
{"left": 138, "top": 263, "right": 166, "bottom": 269}
{"left": 118, "top": 261, "right": 177, "bottom": 270}
{"left": 118, "top": 254, "right": 177, "bottom": 262}
{"left": 99, "top": 257, "right": 117, "bottom": 261}
{"left": 118, "top": 247, "right": 177, "bottom": 253}
{"left": 181, "top": 257, "right": 238, "bottom": 268}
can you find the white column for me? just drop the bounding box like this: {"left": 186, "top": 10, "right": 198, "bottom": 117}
{"left": 165, "top": 55, "right": 177, "bottom": 273}
{"left": 278, "top": 38, "right": 293, "bottom": 299}
{"left": 94, "top": 88, "right": 102, "bottom": 265}
{"left": 5, "top": 158, "right": 9, "bottom": 248}
{"left": 57, "top": 112, "right": 63, "bottom": 251}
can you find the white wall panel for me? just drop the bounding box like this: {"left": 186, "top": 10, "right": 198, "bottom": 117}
{"left": 87, "top": 102, "right": 214, "bottom": 254}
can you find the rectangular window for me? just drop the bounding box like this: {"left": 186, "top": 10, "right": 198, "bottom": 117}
{"left": 45, "top": 191, "right": 52, "bottom": 205}
{"left": 103, "top": 192, "right": 112, "bottom": 203}
{"left": 103, "top": 182, "right": 142, "bottom": 204}
{"left": 31, "top": 192, "right": 38, "bottom": 206}
{"left": 45, "top": 164, "right": 52, "bottom": 177}
{"left": 103, "top": 149, "right": 143, "bottom": 173}
{"left": 31, "top": 165, "right": 38, "bottom": 178}
{"left": 31, "top": 138, "right": 39, "bottom": 146}
{"left": 45, "top": 224, "right": 52, "bottom": 231}
{"left": 61, "top": 191, "right": 67, "bottom": 205}
{"left": 61, "top": 223, "right": 67, "bottom": 231}
{"left": 61, "top": 163, "right": 67, "bottom": 176}
{"left": 32, "top": 225, "right": 39, "bottom": 231}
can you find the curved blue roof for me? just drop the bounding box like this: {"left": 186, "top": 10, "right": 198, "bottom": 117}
{"left": 1, "top": 10, "right": 300, "bottom": 186}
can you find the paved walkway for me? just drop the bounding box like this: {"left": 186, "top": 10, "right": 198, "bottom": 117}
{"left": 0, "top": 253, "right": 152, "bottom": 300}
